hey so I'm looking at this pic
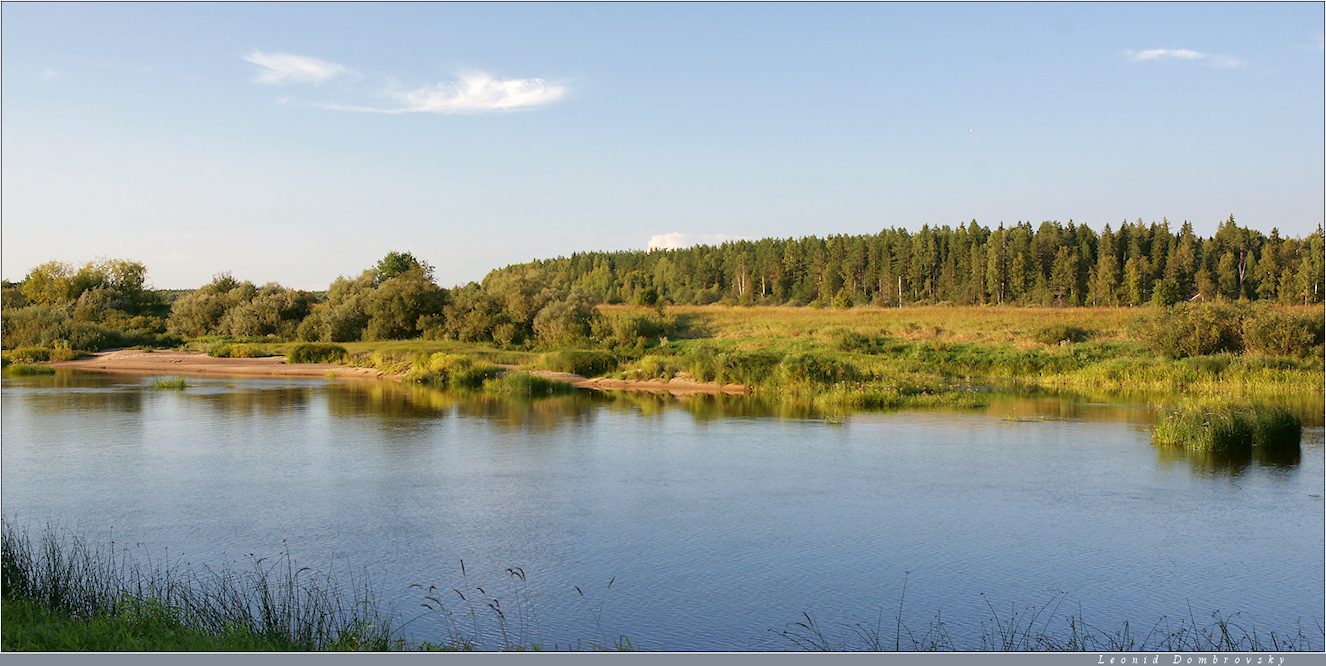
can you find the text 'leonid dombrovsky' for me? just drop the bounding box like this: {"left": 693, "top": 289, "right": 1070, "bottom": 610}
{"left": 1097, "top": 656, "right": 1287, "bottom": 665}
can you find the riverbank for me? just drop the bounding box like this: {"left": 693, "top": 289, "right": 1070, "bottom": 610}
{"left": 42, "top": 348, "right": 751, "bottom": 395}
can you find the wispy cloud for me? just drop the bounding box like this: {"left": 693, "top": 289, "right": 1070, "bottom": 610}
{"left": 41, "top": 67, "right": 60, "bottom": 79}
{"left": 327, "top": 73, "right": 566, "bottom": 114}
{"left": 1125, "top": 48, "right": 1245, "bottom": 68}
{"left": 243, "top": 50, "right": 351, "bottom": 85}
{"left": 648, "top": 233, "right": 749, "bottom": 251}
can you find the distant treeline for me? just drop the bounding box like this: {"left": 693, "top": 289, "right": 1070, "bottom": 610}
{"left": 2, "top": 217, "right": 1323, "bottom": 354}
{"left": 498, "top": 217, "right": 1324, "bottom": 308}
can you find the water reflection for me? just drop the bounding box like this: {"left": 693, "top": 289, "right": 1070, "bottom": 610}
{"left": 1155, "top": 441, "right": 1305, "bottom": 476}
{"left": 184, "top": 385, "right": 315, "bottom": 416}
{"left": 6, "top": 371, "right": 1317, "bottom": 481}
{"left": 0, "top": 370, "right": 146, "bottom": 414}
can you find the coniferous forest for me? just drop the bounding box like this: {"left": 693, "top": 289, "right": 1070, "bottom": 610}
{"left": 496, "top": 216, "right": 1324, "bottom": 309}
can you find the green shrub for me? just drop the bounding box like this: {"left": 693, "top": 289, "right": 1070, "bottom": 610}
{"left": 1133, "top": 303, "right": 1246, "bottom": 359}
{"left": 778, "top": 352, "right": 858, "bottom": 386}
{"left": 286, "top": 343, "right": 348, "bottom": 364}
{"left": 5, "top": 346, "right": 52, "bottom": 363}
{"left": 824, "top": 327, "right": 888, "bottom": 354}
{"left": 206, "top": 343, "right": 266, "bottom": 359}
{"left": 403, "top": 353, "right": 502, "bottom": 389}
{"left": 536, "top": 350, "right": 618, "bottom": 377}
{"left": 482, "top": 371, "right": 575, "bottom": 396}
{"left": 449, "top": 362, "right": 502, "bottom": 389}
{"left": 632, "top": 354, "right": 683, "bottom": 380}
{"left": 1032, "top": 323, "right": 1088, "bottom": 346}
{"left": 1241, "top": 306, "right": 1325, "bottom": 356}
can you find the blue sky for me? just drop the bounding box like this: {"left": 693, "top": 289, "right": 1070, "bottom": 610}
{"left": 3, "top": 2, "right": 1322, "bottom": 290}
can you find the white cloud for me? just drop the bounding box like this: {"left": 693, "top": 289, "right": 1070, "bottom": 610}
{"left": 648, "top": 233, "right": 748, "bottom": 251}
{"left": 41, "top": 67, "right": 60, "bottom": 79}
{"left": 328, "top": 72, "right": 566, "bottom": 114}
{"left": 1125, "top": 48, "right": 1245, "bottom": 67}
{"left": 243, "top": 50, "right": 350, "bottom": 85}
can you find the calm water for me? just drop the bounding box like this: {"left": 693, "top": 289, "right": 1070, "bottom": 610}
{"left": 3, "top": 371, "right": 1322, "bottom": 651}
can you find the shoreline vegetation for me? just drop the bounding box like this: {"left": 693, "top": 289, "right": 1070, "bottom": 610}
{"left": 3, "top": 522, "right": 1321, "bottom": 653}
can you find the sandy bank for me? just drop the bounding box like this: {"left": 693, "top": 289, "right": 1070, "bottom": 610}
{"left": 46, "top": 349, "right": 389, "bottom": 381}
{"left": 45, "top": 350, "right": 749, "bottom": 395}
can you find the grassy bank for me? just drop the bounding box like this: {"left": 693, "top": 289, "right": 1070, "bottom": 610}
{"left": 0, "top": 522, "right": 436, "bottom": 652}
{"left": 81, "top": 303, "right": 1320, "bottom": 416}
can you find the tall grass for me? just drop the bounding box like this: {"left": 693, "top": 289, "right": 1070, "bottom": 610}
{"left": 777, "top": 591, "right": 1322, "bottom": 652}
{"left": 152, "top": 377, "right": 187, "bottom": 390}
{"left": 3, "top": 363, "right": 55, "bottom": 376}
{"left": 1, "top": 522, "right": 403, "bottom": 651}
{"left": 1152, "top": 401, "right": 1302, "bottom": 455}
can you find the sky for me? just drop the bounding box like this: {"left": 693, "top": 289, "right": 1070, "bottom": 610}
{"left": 3, "top": 2, "right": 1323, "bottom": 290}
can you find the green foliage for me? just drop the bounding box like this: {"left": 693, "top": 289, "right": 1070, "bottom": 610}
{"left": 402, "top": 353, "right": 502, "bottom": 389}
{"left": 18, "top": 258, "right": 148, "bottom": 309}
{"left": 206, "top": 343, "right": 267, "bottom": 359}
{"left": 1032, "top": 323, "right": 1088, "bottom": 346}
{"left": 1133, "top": 303, "right": 1246, "bottom": 359}
{"left": 168, "top": 275, "right": 314, "bottom": 340}
{"left": 823, "top": 327, "right": 888, "bottom": 353}
{"left": 532, "top": 289, "right": 598, "bottom": 345}
{"left": 3, "top": 363, "right": 55, "bottom": 376}
{"left": 286, "top": 344, "right": 348, "bottom": 364}
{"left": 482, "top": 371, "right": 576, "bottom": 396}
{"left": 152, "top": 377, "right": 187, "bottom": 390}
{"left": 681, "top": 346, "right": 785, "bottom": 385}
{"left": 375, "top": 251, "right": 432, "bottom": 282}
{"left": 1150, "top": 278, "right": 1181, "bottom": 307}
{"left": 1152, "top": 402, "right": 1302, "bottom": 455}
{"left": 777, "top": 352, "right": 859, "bottom": 386}
{"left": 363, "top": 268, "right": 447, "bottom": 341}
{"left": 1241, "top": 305, "right": 1324, "bottom": 356}
{"left": 535, "top": 349, "right": 618, "bottom": 377}
{"left": 631, "top": 354, "right": 684, "bottom": 380}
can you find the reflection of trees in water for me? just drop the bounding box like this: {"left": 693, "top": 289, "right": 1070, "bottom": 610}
{"left": 185, "top": 386, "right": 315, "bottom": 416}
{"left": 595, "top": 390, "right": 830, "bottom": 420}
{"left": 4, "top": 371, "right": 145, "bottom": 414}
{"left": 324, "top": 381, "right": 449, "bottom": 420}
{"left": 323, "top": 381, "right": 604, "bottom": 430}
{"left": 1156, "top": 444, "right": 1301, "bottom": 476}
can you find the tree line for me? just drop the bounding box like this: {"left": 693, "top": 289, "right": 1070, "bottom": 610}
{"left": 2, "top": 217, "right": 1323, "bottom": 354}
{"left": 502, "top": 216, "right": 1324, "bottom": 308}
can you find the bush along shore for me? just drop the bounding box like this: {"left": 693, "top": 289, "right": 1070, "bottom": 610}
{"left": 3, "top": 522, "right": 1321, "bottom": 652}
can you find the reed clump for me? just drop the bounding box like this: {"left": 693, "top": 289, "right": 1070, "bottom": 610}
{"left": 1152, "top": 401, "right": 1302, "bottom": 455}
{"left": 152, "top": 377, "right": 187, "bottom": 390}
{"left": 3, "top": 363, "right": 55, "bottom": 376}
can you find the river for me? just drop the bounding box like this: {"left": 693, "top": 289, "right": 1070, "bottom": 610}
{"left": 2, "top": 371, "right": 1321, "bottom": 651}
